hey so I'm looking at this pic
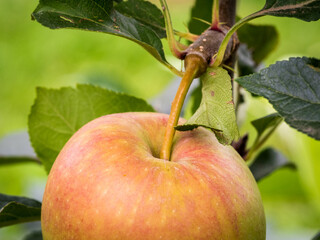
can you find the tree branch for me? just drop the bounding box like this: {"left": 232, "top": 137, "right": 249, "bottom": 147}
{"left": 219, "top": 0, "right": 238, "bottom": 78}
{"left": 219, "top": 0, "right": 237, "bottom": 27}
{"left": 161, "top": 0, "right": 239, "bottom": 159}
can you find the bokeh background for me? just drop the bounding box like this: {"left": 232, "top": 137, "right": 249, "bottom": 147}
{"left": 1, "top": 0, "right": 320, "bottom": 239}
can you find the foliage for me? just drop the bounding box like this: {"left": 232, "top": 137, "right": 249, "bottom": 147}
{"left": 249, "top": 148, "right": 296, "bottom": 182}
{"left": 176, "top": 67, "right": 239, "bottom": 145}
{"left": 23, "top": 230, "right": 43, "bottom": 240}
{"left": 0, "top": 157, "right": 40, "bottom": 166}
{"left": 237, "top": 57, "right": 320, "bottom": 140}
{"left": 0, "top": 193, "right": 41, "bottom": 227}
{"left": 28, "top": 84, "right": 154, "bottom": 172}
{"left": 32, "top": 0, "right": 169, "bottom": 69}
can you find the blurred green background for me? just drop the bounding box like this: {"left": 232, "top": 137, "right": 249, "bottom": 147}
{"left": 0, "top": 0, "right": 320, "bottom": 239}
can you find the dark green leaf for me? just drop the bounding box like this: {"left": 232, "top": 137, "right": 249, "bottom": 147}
{"left": 237, "top": 57, "right": 320, "bottom": 140}
{"left": 312, "top": 231, "right": 320, "bottom": 240}
{"left": 255, "top": 0, "right": 320, "bottom": 22}
{"left": 251, "top": 113, "right": 283, "bottom": 137}
{"left": 176, "top": 67, "right": 239, "bottom": 145}
{"left": 0, "top": 156, "right": 41, "bottom": 166}
{"left": 237, "top": 23, "right": 279, "bottom": 64}
{"left": 115, "top": 0, "right": 166, "bottom": 38}
{"left": 32, "top": 0, "right": 168, "bottom": 66}
{"left": 23, "top": 230, "right": 43, "bottom": 240}
{"left": 237, "top": 23, "right": 279, "bottom": 77}
{"left": 249, "top": 148, "right": 296, "bottom": 182}
{"left": 0, "top": 194, "right": 41, "bottom": 228}
{"left": 28, "top": 84, "right": 154, "bottom": 173}
{"left": 237, "top": 44, "right": 257, "bottom": 77}
{"left": 188, "top": 0, "right": 213, "bottom": 35}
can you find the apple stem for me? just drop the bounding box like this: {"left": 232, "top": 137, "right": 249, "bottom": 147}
{"left": 160, "top": 55, "right": 205, "bottom": 160}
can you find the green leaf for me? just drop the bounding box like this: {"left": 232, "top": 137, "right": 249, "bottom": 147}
{"left": 188, "top": 0, "right": 213, "bottom": 35}
{"left": 312, "top": 231, "right": 320, "bottom": 240}
{"left": 28, "top": 84, "right": 154, "bottom": 173}
{"left": 259, "top": 0, "right": 320, "bottom": 22}
{"left": 23, "top": 230, "right": 43, "bottom": 240}
{"left": 249, "top": 148, "right": 296, "bottom": 182}
{"left": 115, "top": 0, "right": 166, "bottom": 38}
{"left": 237, "top": 23, "right": 279, "bottom": 64}
{"left": 237, "top": 57, "right": 320, "bottom": 140}
{"left": 251, "top": 113, "right": 283, "bottom": 137}
{"left": 235, "top": 20, "right": 278, "bottom": 76}
{"left": 32, "top": 0, "right": 170, "bottom": 69}
{"left": 237, "top": 44, "right": 257, "bottom": 77}
{"left": 0, "top": 156, "right": 41, "bottom": 166}
{"left": 176, "top": 67, "right": 239, "bottom": 145}
{"left": 214, "top": 0, "right": 320, "bottom": 67}
{"left": 0, "top": 194, "right": 41, "bottom": 228}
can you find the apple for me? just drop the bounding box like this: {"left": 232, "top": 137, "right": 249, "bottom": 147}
{"left": 41, "top": 112, "right": 266, "bottom": 240}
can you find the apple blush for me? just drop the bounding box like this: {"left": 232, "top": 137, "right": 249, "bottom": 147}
{"left": 41, "top": 112, "right": 266, "bottom": 240}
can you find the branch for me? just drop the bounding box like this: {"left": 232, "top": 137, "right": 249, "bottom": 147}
{"left": 160, "top": 0, "right": 239, "bottom": 160}
{"left": 219, "top": 0, "right": 238, "bottom": 78}
{"left": 219, "top": 0, "right": 237, "bottom": 27}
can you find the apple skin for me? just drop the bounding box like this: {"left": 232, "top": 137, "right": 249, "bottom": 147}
{"left": 41, "top": 112, "right": 266, "bottom": 240}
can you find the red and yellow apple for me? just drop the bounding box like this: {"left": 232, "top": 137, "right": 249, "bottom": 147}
{"left": 41, "top": 112, "right": 266, "bottom": 240}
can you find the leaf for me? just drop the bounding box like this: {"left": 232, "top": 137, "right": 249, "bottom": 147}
{"left": 214, "top": 0, "right": 320, "bottom": 67}
{"left": 249, "top": 148, "right": 296, "bottom": 182}
{"left": 32, "top": 0, "right": 169, "bottom": 68}
{"left": 251, "top": 113, "right": 283, "bottom": 137}
{"left": 114, "top": 0, "right": 166, "bottom": 38}
{"left": 23, "top": 230, "right": 43, "bottom": 240}
{"left": 237, "top": 57, "right": 320, "bottom": 140}
{"left": 227, "top": 23, "right": 278, "bottom": 76}
{"left": 28, "top": 84, "right": 154, "bottom": 173}
{"left": 257, "top": 0, "right": 320, "bottom": 22}
{"left": 176, "top": 67, "right": 239, "bottom": 145}
{"left": 188, "top": 0, "right": 213, "bottom": 35}
{"left": 0, "top": 193, "right": 41, "bottom": 228}
{"left": 312, "top": 231, "right": 320, "bottom": 240}
{"left": 237, "top": 44, "right": 257, "bottom": 77}
{"left": 0, "top": 156, "right": 41, "bottom": 166}
{"left": 237, "top": 23, "right": 279, "bottom": 64}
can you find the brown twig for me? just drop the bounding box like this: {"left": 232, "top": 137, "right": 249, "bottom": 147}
{"left": 219, "top": 0, "right": 237, "bottom": 27}
{"left": 160, "top": 0, "right": 239, "bottom": 160}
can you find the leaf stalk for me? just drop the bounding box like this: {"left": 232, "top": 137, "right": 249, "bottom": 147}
{"left": 245, "top": 119, "right": 283, "bottom": 161}
{"left": 159, "top": 0, "right": 184, "bottom": 59}
{"left": 213, "top": 12, "right": 261, "bottom": 67}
